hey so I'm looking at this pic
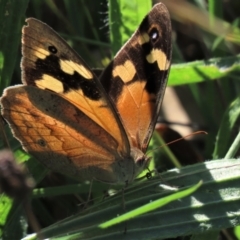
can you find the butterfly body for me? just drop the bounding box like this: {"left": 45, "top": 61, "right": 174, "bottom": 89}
{"left": 1, "top": 3, "right": 171, "bottom": 185}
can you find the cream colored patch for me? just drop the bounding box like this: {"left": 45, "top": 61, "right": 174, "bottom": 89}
{"left": 138, "top": 33, "right": 150, "bottom": 45}
{"left": 60, "top": 60, "right": 93, "bottom": 79}
{"left": 36, "top": 75, "right": 64, "bottom": 92}
{"left": 146, "top": 49, "right": 170, "bottom": 70}
{"left": 113, "top": 60, "right": 136, "bottom": 83}
{"left": 35, "top": 48, "right": 50, "bottom": 59}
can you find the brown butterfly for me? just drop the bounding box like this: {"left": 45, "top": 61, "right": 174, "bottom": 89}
{"left": 0, "top": 3, "right": 171, "bottom": 185}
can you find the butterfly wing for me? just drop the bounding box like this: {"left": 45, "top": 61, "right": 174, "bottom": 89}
{"left": 1, "top": 3, "right": 171, "bottom": 184}
{"left": 100, "top": 3, "right": 172, "bottom": 152}
{"left": 21, "top": 18, "right": 129, "bottom": 156}
{"left": 1, "top": 86, "right": 133, "bottom": 183}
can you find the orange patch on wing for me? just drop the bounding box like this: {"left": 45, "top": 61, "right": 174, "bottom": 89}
{"left": 116, "top": 81, "right": 155, "bottom": 148}
{"left": 53, "top": 88, "right": 126, "bottom": 153}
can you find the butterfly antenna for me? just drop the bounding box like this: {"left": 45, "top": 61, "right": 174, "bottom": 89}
{"left": 147, "top": 130, "right": 207, "bottom": 156}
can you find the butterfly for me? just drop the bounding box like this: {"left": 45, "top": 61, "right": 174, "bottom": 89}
{"left": 0, "top": 3, "right": 171, "bottom": 185}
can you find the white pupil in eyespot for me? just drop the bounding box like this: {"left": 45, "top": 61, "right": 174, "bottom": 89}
{"left": 151, "top": 31, "right": 158, "bottom": 40}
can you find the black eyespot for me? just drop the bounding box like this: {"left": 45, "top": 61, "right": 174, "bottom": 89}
{"left": 48, "top": 45, "right": 58, "bottom": 54}
{"left": 149, "top": 28, "right": 159, "bottom": 43}
{"left": 37, "top": 139, "right": 46, "bottom": 147}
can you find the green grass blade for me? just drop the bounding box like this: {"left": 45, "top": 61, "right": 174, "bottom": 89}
{"left": 224, "top": 131, "right": 240, "bottom": 159}
{"left": 99, "top": 181, "right": 202, "bottom": 228}
{"left": 213, "top": 97, "right": 240, "bottom": 158}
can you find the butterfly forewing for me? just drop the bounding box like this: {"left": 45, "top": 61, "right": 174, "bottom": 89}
{"left": 100, "top": 3, "right": 172, "bottom": 152}
{"left": 21, "top": 18, "right": 129, "bottom": 155}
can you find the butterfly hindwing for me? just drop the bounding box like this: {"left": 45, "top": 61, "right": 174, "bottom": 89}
{"left": 100, "top": 4, "right": 171, "bottom": 152}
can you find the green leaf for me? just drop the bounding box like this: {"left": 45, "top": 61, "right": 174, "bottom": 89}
{"left": 169, "top": 54, "right": 240, "bottom": 86}
{"left": 109, "top": 0, "right": 152, "bottom": 55}
{"left": 35, "top": 159, "right": 240, "bottom": 239}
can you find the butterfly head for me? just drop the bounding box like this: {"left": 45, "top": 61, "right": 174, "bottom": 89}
{"left": 114, "top": 148, "right": 150, "bottom": 185}
{"left": 130, "top": 147, "right": 151, "bottom": 181}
